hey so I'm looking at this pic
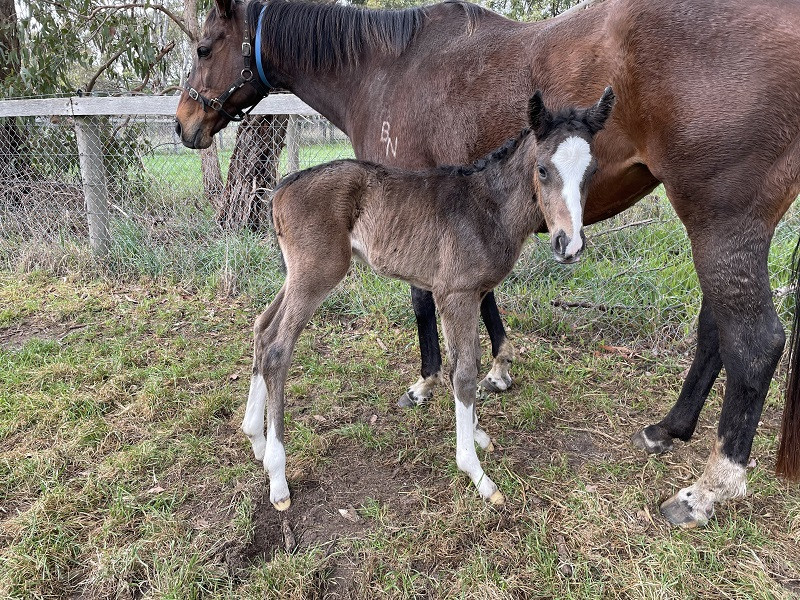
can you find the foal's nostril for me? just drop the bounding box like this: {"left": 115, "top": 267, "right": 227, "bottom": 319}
{"left": 553, "top": 231, "right": 568, "bottom": 257}
{"left": 174, "top": 120, "right": 182, "bottom": 137}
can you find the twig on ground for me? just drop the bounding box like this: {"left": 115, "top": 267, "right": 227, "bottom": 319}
{"left": 592, "top": 218, "right": 657, "bottom": 238}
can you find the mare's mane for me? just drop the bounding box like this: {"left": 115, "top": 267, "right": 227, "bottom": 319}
{"left": 239, "top": 0, "right": 489, "bottom": 73}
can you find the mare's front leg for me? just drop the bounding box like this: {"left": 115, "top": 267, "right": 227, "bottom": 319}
{"left": 659, "top": 226, "right": 784, "bottom": 527}
{"left": 438, "top": 291, "right": 504, "bottom": 505}
{"left": 398, "top": 286, "right": 444, "bottom": 407}
{"left": 398, "top": 287, "right": 515, "bottom": 407}
{"left": 631, "top": 297, "right": 723, "bottom": 454}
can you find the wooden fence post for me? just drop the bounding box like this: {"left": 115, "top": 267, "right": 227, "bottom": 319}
{"left": 74, "top": 116, "right": 110, "bottom": 258}
{"left": 285, "top": 115, "right": 300, "bottom": 173}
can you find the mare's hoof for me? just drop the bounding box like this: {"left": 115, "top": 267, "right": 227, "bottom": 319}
{"left": 631, "top": 426, "right": 674, "bottom": 454}
{"left": 273, "top": 497, "right": 292, "bottom": 512}
{"left": 479, "top": 374, "right": 512, "bottom": 393}
{"left": 660, "top": 494, "right": 711, "bottom": 529}
{"left": 397, "top": 390, "right": 427, "bottom": 408}
{"left": 489, "top": 490, "right": 505, "bottom": 506}
{"left": 397, "top": 392, "right": 416, "bottom": 408}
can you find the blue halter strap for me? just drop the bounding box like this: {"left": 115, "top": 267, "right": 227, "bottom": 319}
{"left": 254, "top": 6, "right": 272, "bottom": 90}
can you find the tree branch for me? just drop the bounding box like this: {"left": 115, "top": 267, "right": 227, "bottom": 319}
{"left": 86, "top": 3, "right": 192, "bottom": 39}
{"left": 130, "top": 40, "right": 176, "bottom": 93}
{"left": 84, "top": 44, "right": 129, "bottom": 93}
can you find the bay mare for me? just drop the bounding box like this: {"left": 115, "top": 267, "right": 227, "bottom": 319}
{"left": 243, "top": 91, "right": 614, "bottom": 510}
{"left": 175, "top": 0, "right": 800, "bottom": 527}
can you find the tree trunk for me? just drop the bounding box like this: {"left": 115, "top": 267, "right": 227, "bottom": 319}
{"left": 183, "top": 0, "right": 224, "bottom": 205}
{"left": 0, "top": 0, "right": 26, "bottom": 199}
{"left": 214, "top": 114, "right": 288, "bottom": 231}
{"left": 201, "top": 145, "right": 224, "bottom": 201}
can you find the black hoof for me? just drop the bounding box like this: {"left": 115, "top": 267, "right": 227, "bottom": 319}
{"left": 660, "top": 494, "right": 712, "bottom": 529}
{"left": 631, "top": 425, "right": 674, "bottom": 454}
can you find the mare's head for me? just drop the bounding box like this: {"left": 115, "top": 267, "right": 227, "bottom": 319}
{"left": 530, "top": 87, "right": 615, "bottom": 264}
{"left": 175, "top": 0, "right": 270, "bottom": 149}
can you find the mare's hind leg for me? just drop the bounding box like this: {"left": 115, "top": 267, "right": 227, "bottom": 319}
{"left": 632, "top": 297, "right": 723, "bottom": 453}
{"left": 659, "top": 227, "right": 785, "bottom": 528}
{"left": 398, "top": 288, "right": 514, "bottom": 406}
{"left": 437, "top": 290, "right": 504, "bottom": 504}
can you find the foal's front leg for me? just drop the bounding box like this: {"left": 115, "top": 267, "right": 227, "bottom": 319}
{"left": 438, "top": 292, "right": 504, "bottom": 505}
{"left": 399, "top": 288, "right": 514, "bottom": 407}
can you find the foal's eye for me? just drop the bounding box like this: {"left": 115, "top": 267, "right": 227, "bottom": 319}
{"left": 197, "top": 46, "right": 212, "bottom": 58}
{"left": 537, "top": 165, "right": 548, "bottom": 180}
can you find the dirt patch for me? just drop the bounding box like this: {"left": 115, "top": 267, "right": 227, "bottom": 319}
{"left": 0, "top": 317, "right": 82, "bottom": 351}
{"left": 224, "top": 441, "right": 435, "bottom": 596}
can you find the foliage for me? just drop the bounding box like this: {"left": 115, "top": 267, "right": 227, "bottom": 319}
{"left": 1, "top": 1, "right": 189, "bottom": 98}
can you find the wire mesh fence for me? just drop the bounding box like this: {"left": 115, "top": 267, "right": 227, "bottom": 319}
{"left": 1, "top": 98, "right": 797, "bottom": 353}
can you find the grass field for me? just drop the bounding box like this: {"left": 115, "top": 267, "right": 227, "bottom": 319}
{"left": 2, "top": 234, "right": 800, "bottom": 598}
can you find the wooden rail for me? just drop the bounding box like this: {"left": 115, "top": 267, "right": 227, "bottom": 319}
{"left": 0, "top": 93, "right": 317, "bottom": 118}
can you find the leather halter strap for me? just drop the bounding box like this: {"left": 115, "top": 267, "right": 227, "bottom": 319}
{"left": 184, "top": 6, "right": 272, "bottom": 122}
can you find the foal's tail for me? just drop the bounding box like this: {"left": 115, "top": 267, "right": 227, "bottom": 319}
{"left": 777, "top": 236, "right": 800, "bottom": 480}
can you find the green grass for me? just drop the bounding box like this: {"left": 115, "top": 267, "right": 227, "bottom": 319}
{"left": 1, "top": 271, "right": 799, "bottom": 599}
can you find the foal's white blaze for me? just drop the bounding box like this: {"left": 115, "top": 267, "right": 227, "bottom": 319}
{"left": 551, "top": 136, "right": 592, "bottom": 257}
{"left": 243, "top": 374, "right": 267, "bottom": 460}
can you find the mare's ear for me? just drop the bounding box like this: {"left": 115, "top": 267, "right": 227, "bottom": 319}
{"left": 214, "top": 0, "right": 234, "bottom": 19}
{"left": 585, "top": 86, "right": 615, "bottom": 134}
{"left": 529, "top": 90, "right": 552, "bottom": 138}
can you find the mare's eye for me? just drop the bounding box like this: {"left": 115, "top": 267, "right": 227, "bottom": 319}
{"left": 537, "top": 165, "right": 548, "bottom": 180}
{"left": 197, "top": 46, "right": 212, "bottom": 58}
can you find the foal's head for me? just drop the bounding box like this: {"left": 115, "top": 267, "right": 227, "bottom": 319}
{"left": 175, "top": 0, "right": 269, "bottom": 149}
{"left": 531, "top": 87, "right": 615, "bottom": 263}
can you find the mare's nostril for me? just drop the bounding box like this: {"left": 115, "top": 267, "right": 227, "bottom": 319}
{"left": 174, "top": 120, "right": 182, "bottom": 136}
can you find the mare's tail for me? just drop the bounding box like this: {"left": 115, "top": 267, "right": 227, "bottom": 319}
{"left": 777, "top": 236, "right": 800, "bottom": 480}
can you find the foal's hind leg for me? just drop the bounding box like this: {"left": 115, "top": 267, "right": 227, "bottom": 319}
{"left": 659, "top": 228, "right": 785, "bottom": 528}
{"left": 244, "top": 252, "right": 349, "bottom": 511}
{"left": 632, "top": 297, "right": 723, "bottom": 454}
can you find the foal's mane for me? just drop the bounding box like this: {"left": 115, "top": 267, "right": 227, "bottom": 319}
{"left": 244, "top": 0, "right": 488, "bottom": 73}
{"left": 442, "top": 129, "right": 532, "bottom": 177}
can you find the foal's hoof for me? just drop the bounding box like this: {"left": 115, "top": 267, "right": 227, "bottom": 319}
{"left": 631, "top": 425, "right": 674, "bottom": 455}
{"left": 489, "top": 490, "right": 505, "bottom": 506}
{"left": 659, "top": 494, "right": 711, "bottom": 529}
{"left": 273, "top": 497, "right": 292, "bottom": 512}
{"left": 479, "top": 374, "right": 512, "bottom": 393}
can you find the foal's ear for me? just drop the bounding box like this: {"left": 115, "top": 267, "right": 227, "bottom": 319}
{"left": 529, "top": 90, "right": 552, "bottom": 138}
{"left": 214, "top": 0, "right": 234, "bottom": 19}
{"left": 585, "top": 86, "right": 615, "bottom": 134}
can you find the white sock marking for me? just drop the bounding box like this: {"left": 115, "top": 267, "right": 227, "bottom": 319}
{"left": 243, "top": 374, "right": 267, "bottom": 460}
{"left": 455, "top": 396, "right": 497, "bottom": 499}
{"left": 265, "top": 422, "right": 289, "bottom": 505}
{"left": 551, "top": 136, "right": 591, "bottom": 256}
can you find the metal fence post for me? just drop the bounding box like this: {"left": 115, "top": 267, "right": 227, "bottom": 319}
{"left": 74, "top": 116, "right": 110, "bottom": 258}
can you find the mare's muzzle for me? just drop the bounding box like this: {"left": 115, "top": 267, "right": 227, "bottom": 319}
{"left": 551, "top": 229, "right": 585, "bottom": 264}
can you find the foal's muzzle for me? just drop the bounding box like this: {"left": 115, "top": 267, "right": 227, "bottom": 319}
{"left": 551, "top": 230, "right": 585, "bottom": 264}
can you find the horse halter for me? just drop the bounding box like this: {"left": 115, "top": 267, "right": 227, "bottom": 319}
{"left": 184, "top": 7, "right": 272, "bottom": 122}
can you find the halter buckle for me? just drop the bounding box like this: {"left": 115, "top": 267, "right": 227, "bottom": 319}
{"left": 242, "top": 42, "right": 252, "bottom": 57}
{"left": 188, "top": 88, "right": 199, "bottom": 101}
{"left": 210, "top": 98, "right": 223, "bottom": 111}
